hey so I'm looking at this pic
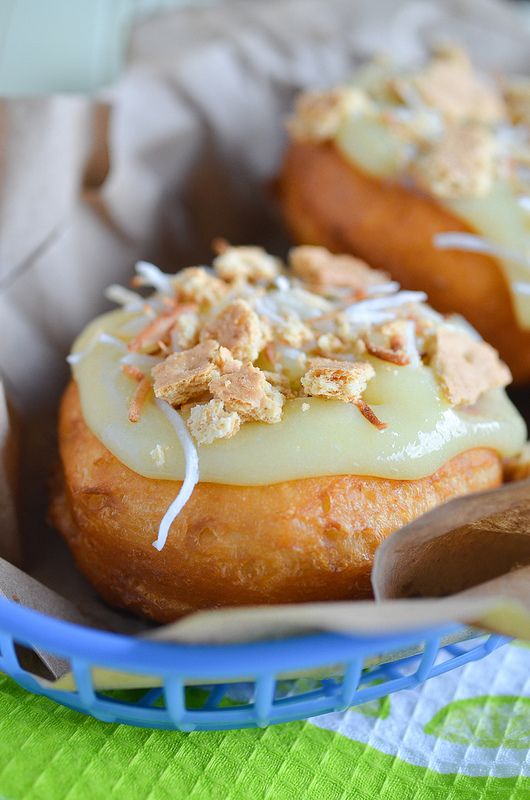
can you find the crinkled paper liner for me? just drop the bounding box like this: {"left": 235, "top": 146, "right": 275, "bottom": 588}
{"left": 1, "top": 0, "right": 530, "bottom": 691}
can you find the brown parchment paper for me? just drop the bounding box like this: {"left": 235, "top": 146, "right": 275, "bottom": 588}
{"left": 1, "top": 0, "right": 530, "bottom": 689}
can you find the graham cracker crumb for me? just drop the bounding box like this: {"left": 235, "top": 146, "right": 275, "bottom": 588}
{"left": 301, "top": 358, "right": 375, "bottom": 402}
{"left": 213, "top": 245, "right": 281, "bottom": 283}
{"left": 173, "top": 267, "right": 228, "bottom": 306}
{"left": 262, "top": 370, "right": 293, "bottom": 397}
{"left": 151, "top": 339, "right": 222, "bottom": 406}
{"left": 430, "top": 327, "right": 511, "bottom": 406}
{"left": 215, "top": 345, "right": 242, "bottom": 375}
{"left": 187, "top": 399, "right": 241, "bottom": 445}
{"left": 413, "top": 123, "right": 497, "bottom": 199}
{"left": 316, "top": 333, "right": 347, "bottom": 358}
{"left": 201, "top": 299, "right": 270, "bottom": 362}
{"left": 288, "top": 87, "right": 372, "bottom": 142}
{"left": 404, "top": 48, "right": 506, "bottom": 124}
{"left": 209, "top": 364, "right": 284, "bottom": 424}
{"left": 275, "top": 313, "right": 315, "bottom": 348}
{"left": 290, "top": 246, "right": 389, "bottom": 291}
{"left": 170, "top": 310, "right": 200, "bottom": 350}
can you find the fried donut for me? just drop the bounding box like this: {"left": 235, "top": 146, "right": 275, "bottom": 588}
{"left": 51, "top": 245, "right": 526, "bottom": 622}
{"left": 279, "top": 47, "right": 530, "bottom": 383}
{"left": 51, "top": 382, "right": 503, "bottom": 622}
{"left": 280, "top": 141, "right": 530, "bottom": 384}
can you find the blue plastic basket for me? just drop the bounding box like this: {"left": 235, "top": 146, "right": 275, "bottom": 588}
{"left": 0, "top": 596, "right": 508, "bottom": 731}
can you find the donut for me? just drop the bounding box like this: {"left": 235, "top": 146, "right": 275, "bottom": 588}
{"left": 50, "top": 244, "right": 526, "bottom": 621}
{"left": 279, "top": 46, "right": 530, "bottom": 383}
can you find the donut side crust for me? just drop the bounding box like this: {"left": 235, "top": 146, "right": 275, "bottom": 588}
{"left": 50, "top": 381, "right": 502, "bottom": 622}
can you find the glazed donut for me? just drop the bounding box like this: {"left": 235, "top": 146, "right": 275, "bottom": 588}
{"left": 51, "top": 244, "right": 526, "bottom": 622}
{"left": 279, "top": 47, "right": 530, "bottom": 383}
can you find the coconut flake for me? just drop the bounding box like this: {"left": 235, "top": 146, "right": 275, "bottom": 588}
{"left": 364, "top": 281, "right": 401, "bottom": 296}
{"left": 513, "top": 281, "right": 530, "bottom": 296}
{"left": 252, "top": 296, "right": 284, "bottom": 324}
{"left": 98, "top": 333, "right": 127, "bottom": 350}
{"left": 274, "top": 275, "right": 291, "bottom": 291}
{"left": 403, "top": 320, "right": 421, "bottom": 367}
{"left": 153, "top": 399, "right": 199, "bottom": 551}
{"left": 517, "top": 196, "right": 530, "bottom": 213}
{"left": 434, "top": 232, "right": 530, "bottom": 271}
{"left": 120, "top": 352, "right": 163, "bottom": 372}
{"left": 66, "top": 332, "right": 126, "bottom": 367}
{"left": 344, "top": 290, "right": 427, "bottom": 320}
{"left": 105, "top": 284, "right": 145, "bottom": 311}
{"left": 135, "top": 261, "right": 174, "bottom": 296}
{"left": 444, "top": 313, "right": 483, "bottom": 341}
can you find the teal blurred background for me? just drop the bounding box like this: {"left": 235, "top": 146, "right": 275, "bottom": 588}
{"left": 0, "top": 0, "right": 213, "bottom": 94}
{"left": 0, "top": 0, "right": 528, "bottom": 95}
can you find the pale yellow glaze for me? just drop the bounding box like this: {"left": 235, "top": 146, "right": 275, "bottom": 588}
{"left": 70, "top": 309, "right": 526, "bottom": 486}
{"left": 335, "top": 116, "right": 530, "bottom": 329}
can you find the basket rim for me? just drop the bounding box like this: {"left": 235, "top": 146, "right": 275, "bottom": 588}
{"left": 0, "top": 595, "right": 466, "bottom": 676}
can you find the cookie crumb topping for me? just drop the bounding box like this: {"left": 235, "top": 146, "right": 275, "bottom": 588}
{"left": 403, "top": 46, "right": 506, "bottom": 124}
{"left": 107, "top": 246, "right": 512, "bottom": 444}
{"left": 289, "top": 246, "right": 389, "bottom": 292}
{"left": 287, "top": 87, "right": 372, "bottom": 142}
{"left": 413, "top": 123, "right": 497, "bottom": 199}
{"left": 201, "top": 299, "right": 270, "bottom": 362}
{"left": 187, "top": 399, "right": 241, "bottom": 446}
{"left": 301, "top": 358, "right": 375, "bottom": 403}
{"left": 287, "top": 46, "right": 530, "bottom": 202}
{"left": 428, "top": 327, "right": 511, "bottom": 406}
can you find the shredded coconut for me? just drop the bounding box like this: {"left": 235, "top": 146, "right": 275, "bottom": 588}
{"left": 153, "top": 400, "right": 199, "bottom": 550}
{"left": 274, "top": 275, "right": 291, "bottom": 291}
{"left": 434, "top": 232, "right": 530, "bottom": 272}
{"left": 513, "top": 281, "right": 530, "bottom": 296}
{"left": 134, "top": 261, "right": 174, "bottom": 296}
{"left": 105, "top": 284, "right": 145, "bottom": 311}
{"left": 98, "top": 333, "right": 127, "bottom": 350}
{"left": 365, "top": 281, "right": 401, "bottom": 296}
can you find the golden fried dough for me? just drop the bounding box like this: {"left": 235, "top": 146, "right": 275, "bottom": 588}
{"left": 279, "top": 141, "right": 530, "bottom": 384}
{"left": 50, "top": 381, "right": 502, "bottom": 622}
